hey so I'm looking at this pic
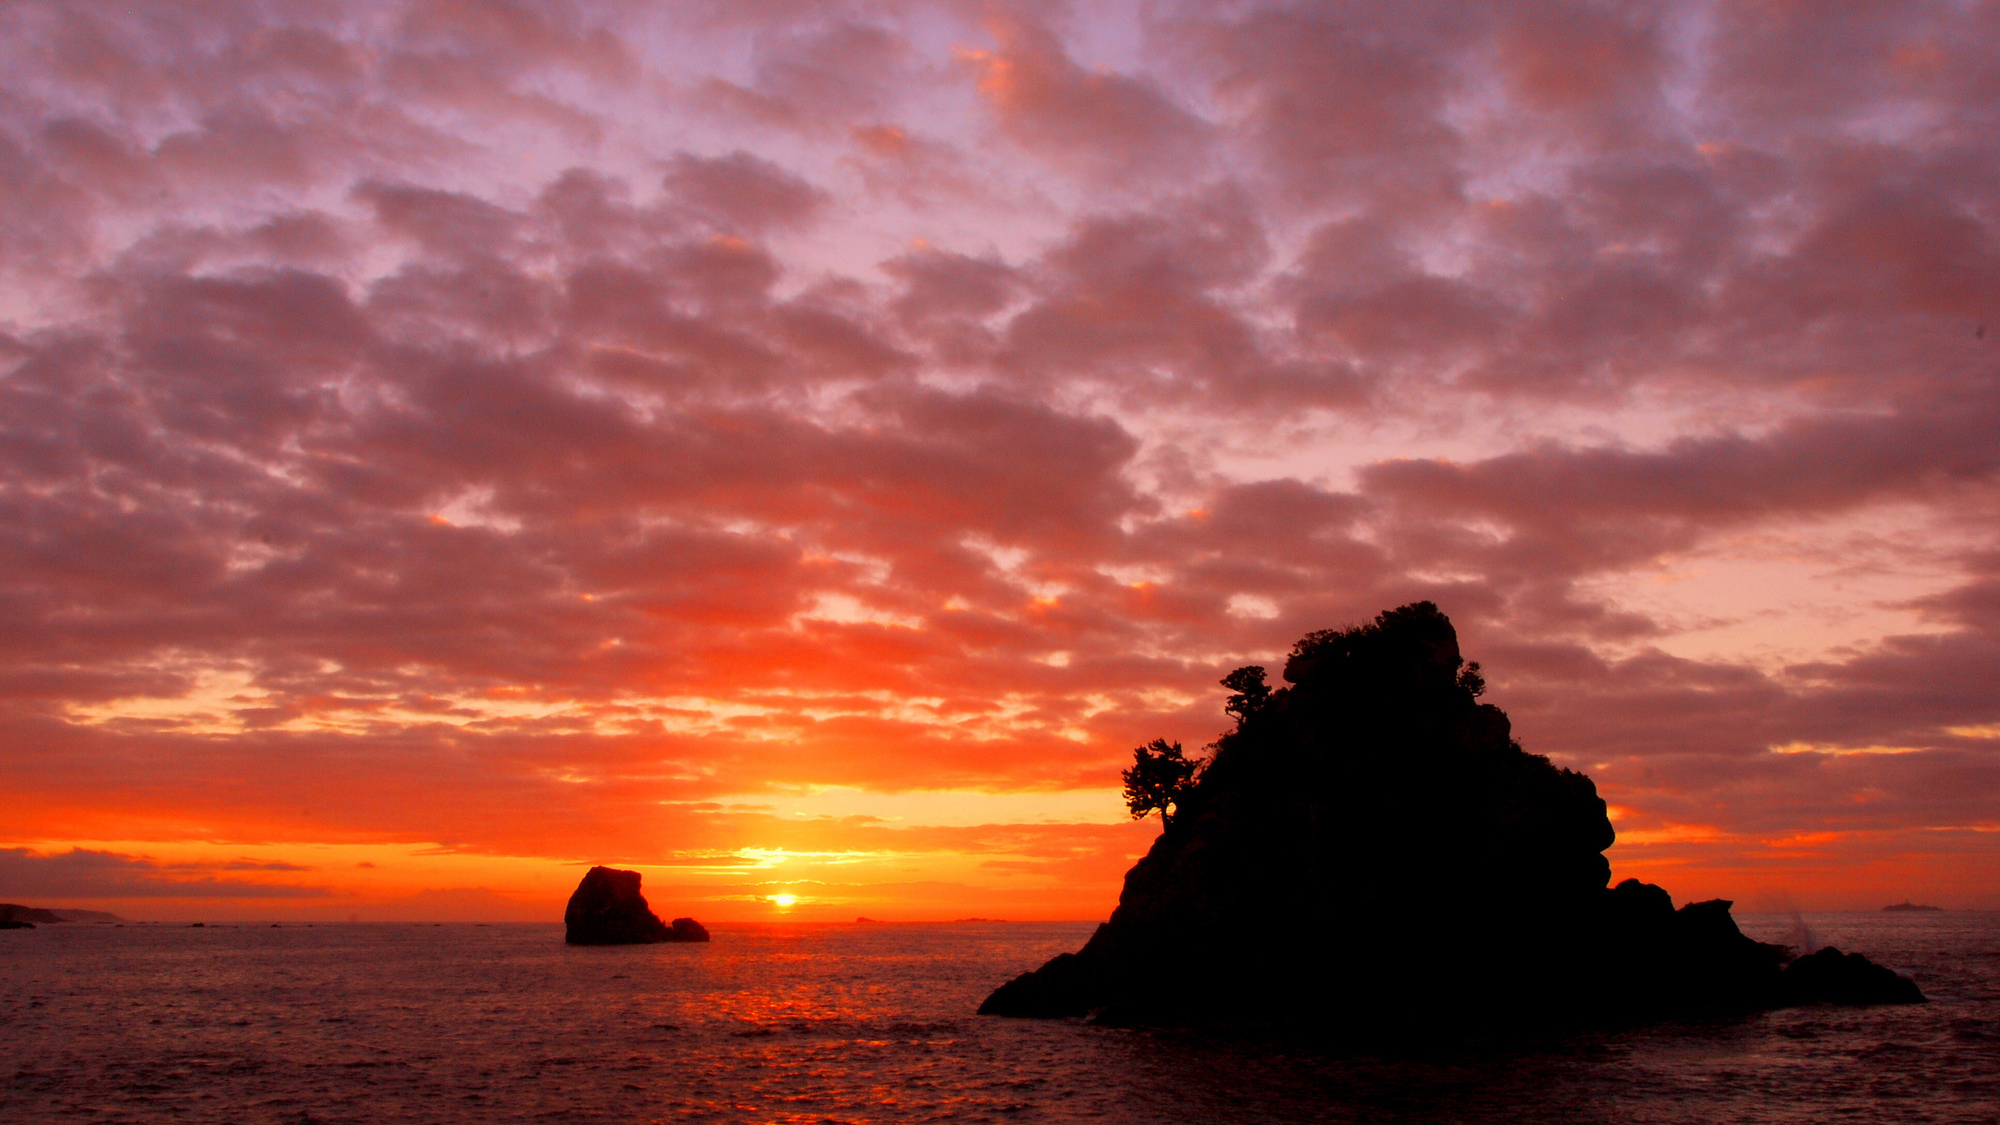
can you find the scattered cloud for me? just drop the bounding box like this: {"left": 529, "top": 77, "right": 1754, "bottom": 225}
{"left": 0, "top": 848, "right": 329, "bottom": 899}
{"left": 1, "top": 0, "right": 1997, "bottom": 913}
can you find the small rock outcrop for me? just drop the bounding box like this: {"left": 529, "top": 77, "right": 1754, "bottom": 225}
{"left": 980, "top": 603, "right": 1923, "bottom": 1030}
{"left": 564, "top": 866, "right": 710, "bottom": 945}
{"left": 1777, "top": 947, "right": 1927, "bottom": 1005}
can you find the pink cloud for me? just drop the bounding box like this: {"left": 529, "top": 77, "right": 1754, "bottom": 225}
{"left": 960, "top": 10, "right": 1209, "bottom": 175}
{"left": 662, "top": 151, "right": 828, "bottom": 234}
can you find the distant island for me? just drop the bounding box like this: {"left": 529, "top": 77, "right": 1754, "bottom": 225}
{"left": 981, "top": 603, "right": 1924, "bottom": 1031}
{"left": 563, "top": 866, "right": 709, "bottom": 945}
{"left": 1882, "top": 901, "right": 1944, "bottom": 912}
{"left": 1, "top": 903, "right": 126, "bottom": 927}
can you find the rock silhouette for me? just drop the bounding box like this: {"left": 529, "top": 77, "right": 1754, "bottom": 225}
{"left": 980, "top": 603, "right": 1923, "bottom": 1029}
{"left": 564, "top": 866, "right": 710, "bottom": 945}
{"left": 1777, "top": 947, "right": 1926, "bottom": 1005}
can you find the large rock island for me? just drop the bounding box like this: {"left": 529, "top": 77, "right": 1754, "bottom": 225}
{"left": 982, "top": 603, "right": 1921, "bottom": 1028}
{"left": 564, "top": 866, "right": 709, "bottom": 945}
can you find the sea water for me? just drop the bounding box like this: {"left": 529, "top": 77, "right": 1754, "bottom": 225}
{"left": 3, "top": 912, "right": 1995, "bottom": 1123}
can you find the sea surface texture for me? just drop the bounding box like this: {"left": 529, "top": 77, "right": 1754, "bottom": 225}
{"left": 3, "top": 912, "right": 1995, "bottom": 1123}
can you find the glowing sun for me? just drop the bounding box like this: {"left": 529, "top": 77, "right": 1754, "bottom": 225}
{"left": 768, "top": 894, "right": 798, "bottom": 907}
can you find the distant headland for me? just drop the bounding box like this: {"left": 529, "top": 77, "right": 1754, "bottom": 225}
{"left": 1, "top": 904, "right": 126, "bottom": 929}
{"left": 1882, "top": 901, "right": 1944, "bottom": 912}
{"left": 981, "top": 603, "right": 1924, "bottom": 1031}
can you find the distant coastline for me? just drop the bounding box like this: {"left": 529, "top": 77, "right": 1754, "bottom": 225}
{"left": 1, "top": 903, "right": 127, "bottom": 925}
{"left": 1881, "top": 901, "right": 1944, "bottom": 913}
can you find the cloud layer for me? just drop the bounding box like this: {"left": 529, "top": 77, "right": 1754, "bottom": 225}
{"left": 2, "top": 0, "right": 1998, "bottom": 916}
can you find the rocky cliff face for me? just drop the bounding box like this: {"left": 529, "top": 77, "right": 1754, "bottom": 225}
{"left": 564, "top": 866, "right": 710, "bottom": 946}
{"left": 981, "top": 602, "right": 1922, "bottom": 1028}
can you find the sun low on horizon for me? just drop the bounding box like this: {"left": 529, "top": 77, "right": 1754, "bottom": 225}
{"left": 3, "top": 0, "right": 1999, "bottom": 925}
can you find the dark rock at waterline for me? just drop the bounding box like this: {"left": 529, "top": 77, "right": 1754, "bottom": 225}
{"left": 564, "top": 866, "right": 709, "bottom": 945}
{"left": 980, "top": 950, "right": 1097, "bottom": 1018}
{"left": 1778, "top": 947, "right": 1926, "bottom": 1005}
{"left": 979, "top": 602, "right": 1923, "bottom": 1028}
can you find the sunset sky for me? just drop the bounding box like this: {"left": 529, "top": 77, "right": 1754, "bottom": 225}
{"left": 3, "top": 0, "right": 1998, "bottom": 922}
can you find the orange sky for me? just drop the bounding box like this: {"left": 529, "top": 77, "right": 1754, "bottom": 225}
{"left": 3, "top": 0, "right": 1999, "bottom": 921}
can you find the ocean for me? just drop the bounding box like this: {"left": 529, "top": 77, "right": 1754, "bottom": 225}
{"left": 3, "top": 912, "right": 1995, "bottom": 1123}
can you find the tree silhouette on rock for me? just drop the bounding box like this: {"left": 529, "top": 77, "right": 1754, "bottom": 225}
{"left": 1122, "top": 739, "right": 1200, "bottom": 826}
{"left": 1219, "top": 665, "right": 1270, "bottom": 720}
